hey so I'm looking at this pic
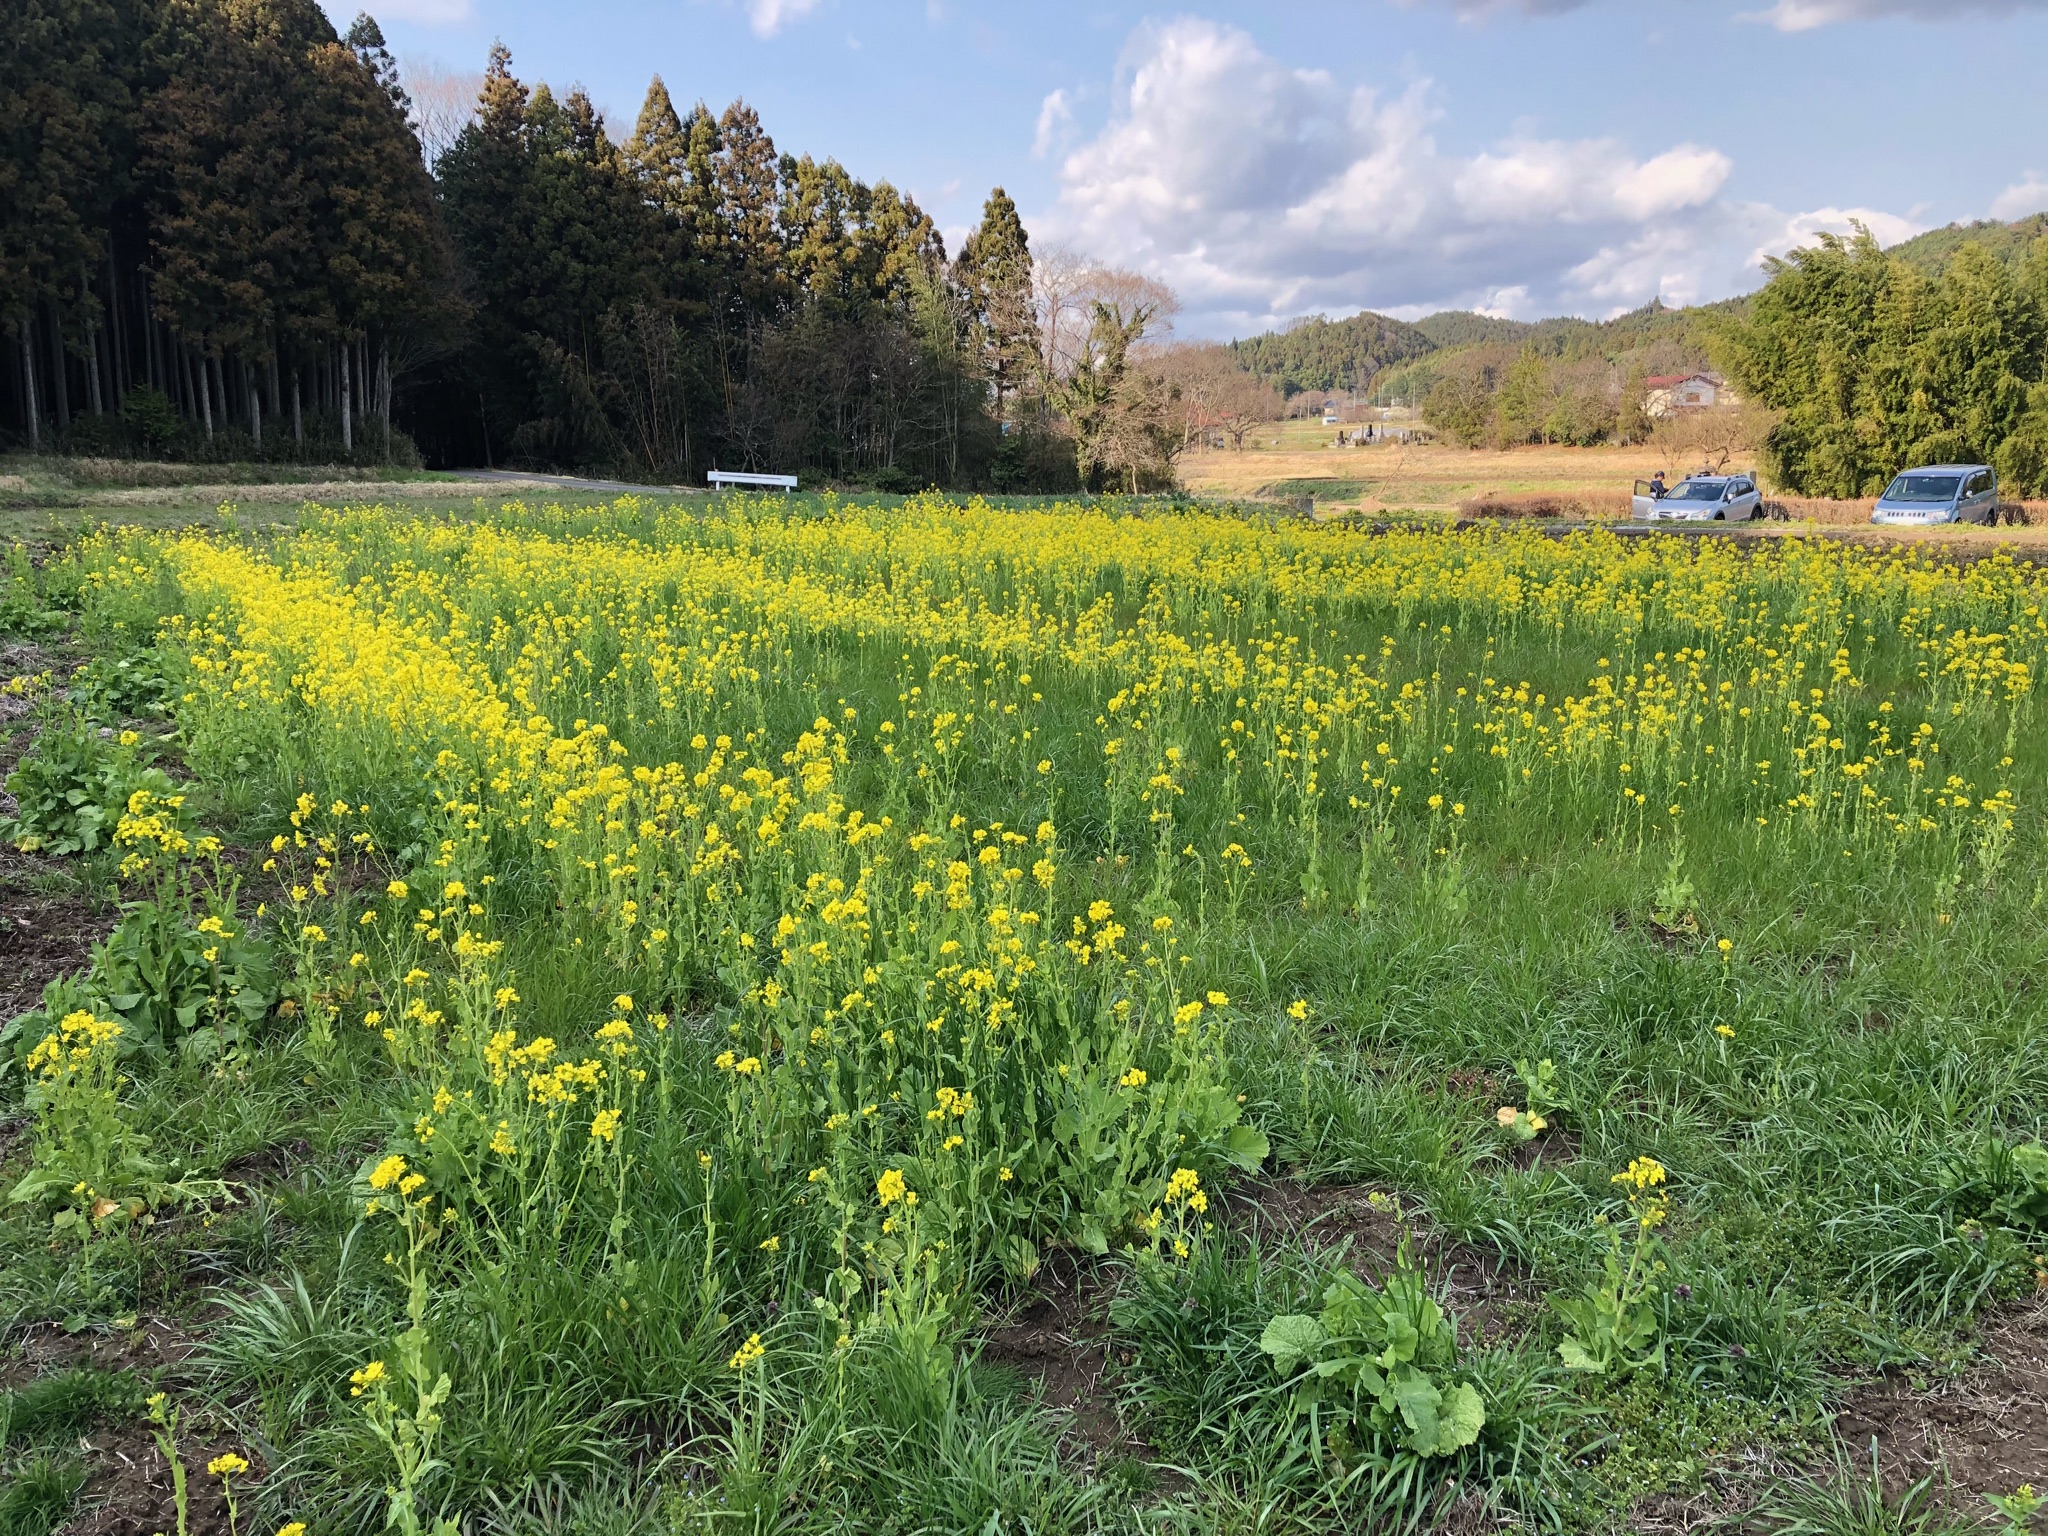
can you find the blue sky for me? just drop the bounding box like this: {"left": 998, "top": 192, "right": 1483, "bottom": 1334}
{"left": 347, "top": 0, "right": 2048, "bottom": 336}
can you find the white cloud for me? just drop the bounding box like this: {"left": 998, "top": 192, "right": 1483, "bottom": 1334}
{"left": 1032, "top": 89, "right": 1073, "bottom": 160}
{"left": 1746, "top": 205, "right": 1924, "bottom": 260}
{"left": 746, "top": 0, "right": 825, "bottom": 38}
{"left": 1992, "top": 175, "right": 2048, "bottom": 221}
{"left": 1743, "top": 0, "right": 2048, "bottom": 27}
{"left": 1041, "top": 17, "right": 1906, "bottom": 334}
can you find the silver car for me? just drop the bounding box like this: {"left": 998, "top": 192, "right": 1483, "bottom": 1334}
{"left": 1870, "top": 464, "right": 1997, "bottom": 526}
{"left": 1632, "top": 474, "right": 1763, "bottom": 522}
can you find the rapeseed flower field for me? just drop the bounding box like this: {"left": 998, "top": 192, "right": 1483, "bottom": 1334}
{"left": 3, "top": 495, "right": 2045, "bottom": 1532}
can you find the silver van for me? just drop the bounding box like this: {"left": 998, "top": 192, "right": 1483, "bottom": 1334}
{"left": 1871, "top": 464, "right": 1997, "bottom": 526}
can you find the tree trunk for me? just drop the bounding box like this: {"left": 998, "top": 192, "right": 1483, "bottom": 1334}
{"left": 266, "top": 343, "right": 279, "bottom": 419}
{"left": 341, "top": 344, "right": 352, "bottom": 453}
{"left": 209, "top": 353, "right": 227, "bottom": 445}
{"left": 45, "top": 301, "right": 71, "bottom": 431}
{"left": 85, "top": 323, "right": 105, "bottom": 416}
{"left": 105, "top": 242, "right": 127, "bottom": 406}
{"left": 246, "top": 361, "right": 261, "bottom": 452}
{"left": 79, "top": 263, "right": 104, "bottom": 416}
{"left": 292, "top": 368, "right": 303, "bottom": 446}
{"left": 19, "top": 326, "right": 39, "bottom": 449}
{"left": 197, "top": 348, "right": 214, "bottom": 439}
{"left": 378, "top": 340, "right": 391, "bottom": 457}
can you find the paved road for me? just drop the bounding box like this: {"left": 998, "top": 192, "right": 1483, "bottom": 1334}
{"left": 457, "top": 469, "right": 702, "bottom": 496}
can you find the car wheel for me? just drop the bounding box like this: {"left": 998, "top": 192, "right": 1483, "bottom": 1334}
{"left": 1714, "top": 509, "right": 1725, "bottom": 520}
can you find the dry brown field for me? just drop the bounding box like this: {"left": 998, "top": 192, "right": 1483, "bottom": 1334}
{"left": 1177, "top": 424, "right": 2048, "bottom": 550}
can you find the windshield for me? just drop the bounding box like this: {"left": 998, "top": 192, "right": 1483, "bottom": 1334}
{"left": 1667, "top": 480, "right": 1724, "bottom": 501}
{"left": 1882, "top": 474, "right": 1961, "bottom": 504}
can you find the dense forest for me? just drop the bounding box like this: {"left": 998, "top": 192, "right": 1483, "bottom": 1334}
{"left": 1, "top": 0, "right": 1081, "bottom": 488}
{"left": 1226, "top": 311, "right": 1438, "bottom": 398}
{"left": 1227, "top": 300, "right": 1730, "bottom": 406}
{"left": 5, "top": 0, "right": 440, "bottom": 466}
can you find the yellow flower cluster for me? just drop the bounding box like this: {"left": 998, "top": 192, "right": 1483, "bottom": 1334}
{"left": 69, "top": 496, "right": 2040, "bottom": 1283}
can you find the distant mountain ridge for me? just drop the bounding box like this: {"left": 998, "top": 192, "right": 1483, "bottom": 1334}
{"left": 1230, "top": 298, "right": 1737, "bottom": 400}
{"left": 1228, "top": 213, "right": 2048, "bottom": 400}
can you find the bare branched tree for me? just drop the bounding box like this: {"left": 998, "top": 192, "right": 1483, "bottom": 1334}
{"left": 1150, "top": 343, "right": 1284, "bottom": 451}
{"left": 401, "top": 55, "right": 484, "bottom": 170}
{"left": 1031, "top": 245, "right": 1178, "bottom": 387}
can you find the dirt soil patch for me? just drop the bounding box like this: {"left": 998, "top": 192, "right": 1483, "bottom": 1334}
{"left": 978, "top": 1179, "right": 1545, "bottom": 1475}
{"left": 219, "top": 1136, "right": 315, "bottom": 1188}
{"left": 1222, "top": 1179, "right": 1541, "bottom": 1345}
{"left": 4, "top": 1317, "right": 246, "bottom": 1536}
{"left": 1833, "top": 1293, "right": 2048, "bottom": 1498}
{"left": 67, "top": 1422, "right": 246, "bottom": 1536}
{"left": 978, "top": 1252, "right": 1145, "bottom": 1466}
{"left": 2, "top": 1315, "right": 198, "bottom": 1390}
{"left": 0, "top": 844, "right": 109, "bottom": 1025}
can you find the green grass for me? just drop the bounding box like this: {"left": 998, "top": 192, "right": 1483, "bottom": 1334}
{"left": 1, "top": 495, "right": 2043, "bottom": 1532}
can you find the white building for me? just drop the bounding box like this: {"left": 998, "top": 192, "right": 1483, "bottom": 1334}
{"left": 1645, "top": 373, "right": 1724, "bottom": 418}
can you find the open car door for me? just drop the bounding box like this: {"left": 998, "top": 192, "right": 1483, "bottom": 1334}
{"left": 1632, "top": 481, "right": 1661, "bottom": 519}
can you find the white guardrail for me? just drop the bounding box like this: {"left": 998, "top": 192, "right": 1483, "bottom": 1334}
{"left": 707, "top": 470, "right": 798, "bottom": 492}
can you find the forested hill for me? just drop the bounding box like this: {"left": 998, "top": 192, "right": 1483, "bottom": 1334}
{"left": 1886, "top": 212, "right": 2048, "bottom": 275}
{"left": 1226, "top": 312, "right": 1436, "bottom": 396}
{"left": 1231, "top": 297, "right": 1741, "bottom": 400}
{"left": 1413, "top": 312, "right": 1532, "bottom": 350}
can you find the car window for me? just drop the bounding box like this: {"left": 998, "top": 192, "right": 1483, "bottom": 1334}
{"left": 1668, "top": 480, "right": 1722, "bottom": 501}
{"left": 1883, "top": 474, "right": 1961, "bottom": 503}
{"left": 1969, "top": 471, "right": 1991, "bottom": 496}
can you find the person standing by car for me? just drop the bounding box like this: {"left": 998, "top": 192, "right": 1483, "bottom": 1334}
{"left": 1648, "top": 471, "right": 1667, "bottom": 498}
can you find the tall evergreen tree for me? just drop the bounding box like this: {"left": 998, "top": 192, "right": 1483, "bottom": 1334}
{"left": 4, "top": 12, "right": 1028, "bottom": 486}
{"left": 713, "top": 101, "right": 786, "bottom": 318}
{"left": 623, "top": 76, "right": 688, "bottom": 218}
{"left": 956, "top": 188, "right": 1039, "bottom": 416}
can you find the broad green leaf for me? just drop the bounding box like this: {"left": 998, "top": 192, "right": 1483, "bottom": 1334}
{"left": 1389, "top": 1365, "right": 1443, "bottom": 1451}
{"left": 1379, "top": 1310, "right": 1421, "bottom": 1366}
{"left": 1221, "top": 1125, "right": 1270, "bottom": 1170}
{"left": 1431, "top": 1381, "right": 1486, "bottom": 1455}
{"left": 1258, "top": 1313, "right": 1325, "bottom": 1372}
{"left": 1557, "top": 1337, "right": 1605, "bottom": 1372}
